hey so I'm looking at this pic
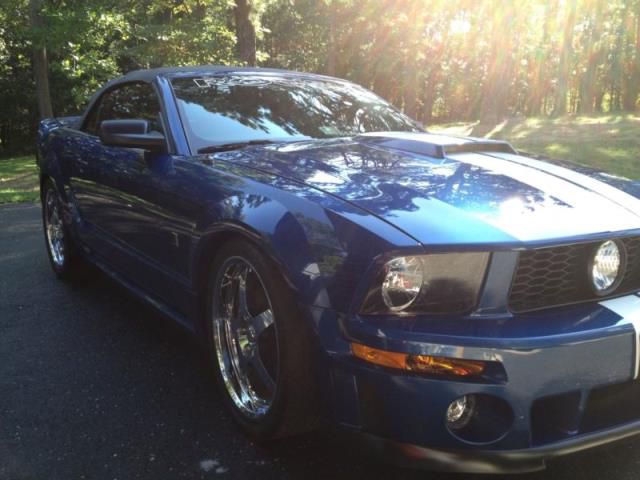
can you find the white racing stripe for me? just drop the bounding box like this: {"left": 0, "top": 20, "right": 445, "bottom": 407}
{"left": 493, "top": 152, "right": 640, "bottom": 216}
{"left": 447, "top": 152, "right": 640, "bottom": 231}
{"left": 445, "top": 152, "right": 640, "bottom": 241}
{"left": 600, "top": 294, "right": 640, "bottom": 379}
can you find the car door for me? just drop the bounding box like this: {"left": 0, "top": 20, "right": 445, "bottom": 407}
{"left": 70, "top": 82, "right": 200, "bottom": 317}
{"left": 68, "top": 83, "right": 158, "bottom": 253}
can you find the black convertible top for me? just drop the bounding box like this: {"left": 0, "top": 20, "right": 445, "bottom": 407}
{"left": 80, "top": 65, "right": 348, "bottom": 134}
{"left": 111, "top": 65, "right": 335, "bottom": 85}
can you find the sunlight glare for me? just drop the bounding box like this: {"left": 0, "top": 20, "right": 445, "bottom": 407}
{"left": 449, "top": 18, "right": 471, "bottom": 35}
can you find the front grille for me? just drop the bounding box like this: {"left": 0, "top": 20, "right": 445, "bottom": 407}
{"left": 509, "top": 237, "right": 640, "bottom": 313}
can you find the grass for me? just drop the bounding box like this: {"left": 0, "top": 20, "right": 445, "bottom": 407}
{"left": 429, "top": 114, "right": 640, "bottom": 179}
{"left": 0, "top": 155, "right": 39, "bottom": 204}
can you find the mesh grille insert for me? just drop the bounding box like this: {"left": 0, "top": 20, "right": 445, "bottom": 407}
{"left": 509, "top": 237, "right": 640, "bottom": 313}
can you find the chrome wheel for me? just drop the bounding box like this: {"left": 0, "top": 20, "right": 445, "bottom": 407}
{"left": 44, "top": 188, "right": 65, "bottom": 267}
{"left": 212, "top": 257, "right": 278, "bottom": 418}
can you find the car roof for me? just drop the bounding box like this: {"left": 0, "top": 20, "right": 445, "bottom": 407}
{"left": 111, "top": 65, "right": 343, "bottom": 85}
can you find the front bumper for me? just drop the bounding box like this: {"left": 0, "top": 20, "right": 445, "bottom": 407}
{"left": 315, "top": 295, "right": 640, "bottom": 473}
{"left": 360, "top": 419, "right": 640, "bottom": 473}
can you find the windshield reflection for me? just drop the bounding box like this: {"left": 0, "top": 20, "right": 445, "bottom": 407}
{"left": 171, "top": 75, "right": 421, "bottom": 152}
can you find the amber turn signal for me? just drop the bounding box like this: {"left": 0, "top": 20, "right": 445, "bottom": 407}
{"left": 351, "top": 343, "right": 486, "bottom": 377}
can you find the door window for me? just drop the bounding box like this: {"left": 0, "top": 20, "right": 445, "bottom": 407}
{"left": 83, "top": 82, "right": 164, "bottom": 135}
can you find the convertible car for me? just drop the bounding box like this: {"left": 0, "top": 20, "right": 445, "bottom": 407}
{"left": 37, "top": 66, "right": 640, "bottom": 473}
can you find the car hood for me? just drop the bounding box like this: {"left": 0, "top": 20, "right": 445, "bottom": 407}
{"left": 215, "top": 132, "right": 640, "bottom": 245}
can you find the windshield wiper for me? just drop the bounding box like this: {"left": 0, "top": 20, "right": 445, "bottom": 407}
{"left": 197, "top": 139, "right": 278, "bottom": 154}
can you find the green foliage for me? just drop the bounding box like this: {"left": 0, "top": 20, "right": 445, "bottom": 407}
{"left": 258, "top": 0, "right": 640, "bottom": 123}
{"left": 0, "top": 0, "right": 238, "bottom": 155}
{"left": 120, "top": 0, "right": 237, "bottom": 67}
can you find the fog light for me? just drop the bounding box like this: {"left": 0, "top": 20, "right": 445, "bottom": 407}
{"left": 591, "top": 240, "right": 625, "bottom": 295}
{"left": 446, "top": 394, "right": 514, "bottom": 443}
{"left": 446, "top": 395, "right": 476, "bottom": 430}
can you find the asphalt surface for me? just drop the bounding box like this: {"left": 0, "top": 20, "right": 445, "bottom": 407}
{"left": 2, "top": 203, "right": 640, "bottom": 480}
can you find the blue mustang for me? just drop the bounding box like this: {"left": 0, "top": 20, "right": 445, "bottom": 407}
{"left": 37, "top": 66, "right": 640, "bottom": 473}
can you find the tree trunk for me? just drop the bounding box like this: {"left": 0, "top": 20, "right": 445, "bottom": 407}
{"left": 421, "top": 65, "right": 440, "bottom": 124}
{"left": 623, "top": 3, "right": 640, "bottom": 111}
{"left": 234, "top": 0, "right": 257, "bottom": 66}
{"left": 579, "top": 1, "right": 603, "bottom": 114}
{"left": 373, "top": 72, "right": 393, "bottom": 103}
{"left": 553, "top": 0, "right": 577, "bottom": 116}
{"left": 326, "top": 2, "right": 337, "bottom": 76}
{"left": 480, "top": 1, "right": 514, "bottom": 123}
{"left": 526, "top": 0, "right": 556, "bottom": 117}
{"left": 402, "top": 67, "right": 419, "bottom": 120}
{"left": 610, "top": 2, "right": 628, "bottom": 112}
{"left": 595, "top": 91, "right": 605, "bottom": 112}
{"left": 30, "top": 0, "right": 53, "bottom": 119}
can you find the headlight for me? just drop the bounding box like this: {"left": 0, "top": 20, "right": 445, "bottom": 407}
{"left": 381, "top": 256, "right": 424, "bottom": 311}
{"left": 360, "top": 252, "right": 490, "bottom": 315}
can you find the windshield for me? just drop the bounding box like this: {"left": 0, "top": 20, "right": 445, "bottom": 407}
{"left": 170, "top": 75, "right": 422, "bottom": 152}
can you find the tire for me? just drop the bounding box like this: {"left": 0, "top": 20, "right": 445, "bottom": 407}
{"left": 41, "top": 179, "right": 82, "bottom": 280}
{"left": 205, "top": 239, "right": 319, "bottom": 441}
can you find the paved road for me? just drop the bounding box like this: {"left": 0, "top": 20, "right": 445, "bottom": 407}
{"left": 2, "top": 203, "right": 640, "bottom": 480}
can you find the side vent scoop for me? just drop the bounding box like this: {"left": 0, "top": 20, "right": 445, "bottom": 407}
{"left": 357, "top": 132, "right": 517, "bottom": 159}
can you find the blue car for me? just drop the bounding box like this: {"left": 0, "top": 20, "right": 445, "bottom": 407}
{"left": 37, "top": 66, "right": 640, "bottom": 473}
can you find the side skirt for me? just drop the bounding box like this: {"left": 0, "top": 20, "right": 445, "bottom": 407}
{"left": 83, "top": 248, "right": 197, "bottom": 336}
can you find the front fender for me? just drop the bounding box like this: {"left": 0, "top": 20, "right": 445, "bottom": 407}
{"left": 37, "top": 119, "right": 68, "bottom": 201}
{"left": 190, "top": 157, "right": 421, "bottom": 315}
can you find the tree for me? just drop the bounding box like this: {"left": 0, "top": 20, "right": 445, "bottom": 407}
{"left": 4, "top": 0, "right": 640, "bottom": 158}
{"left": 553, "top": 0, "right": 577, "bottom": 116}
{"left": 234, "top": 0, "right": 257, "bottom": 66}
{"left": 578, "top": 0, "right": 604, "bottom": 113}
{"left": 480, "top": 1, "right": 516, "bottom": 122}
{"left": 29, "top": 0, "right": 52, "bottom": 119}
{"left": 623, "top": 0, "right": 640, "bottom": 111}
{"left": 326, "top": 0, "right": 337, "bottom": 76}
{"left": 530, "top": 0, "right": 559, "bottom": 115}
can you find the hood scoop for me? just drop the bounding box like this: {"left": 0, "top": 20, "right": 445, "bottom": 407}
{"left": 356, "top": 132, "right": 517, "bottom": 159}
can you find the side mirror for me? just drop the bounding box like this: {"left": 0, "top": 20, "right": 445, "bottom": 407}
{"left": 99, "top": 119, "right": 166, "bottom": 152}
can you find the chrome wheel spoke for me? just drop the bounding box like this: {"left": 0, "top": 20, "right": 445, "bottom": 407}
{"left": 235, "top": 267, "right": 251, "bottom": 320}
{"left": 249, "top": 309, "right": 274, "bottom": 337}
{"left": 225, "top": 320, "right": 255, "bottom": 406}
{"left": 219, "top": 273, "right": 235, "bottom": 319}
